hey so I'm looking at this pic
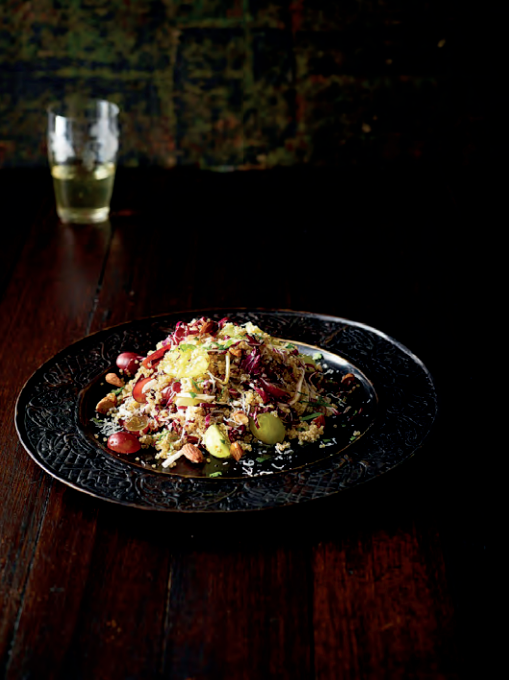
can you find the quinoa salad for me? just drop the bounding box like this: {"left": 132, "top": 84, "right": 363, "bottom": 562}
{"left": 93, "top": 317, "right": 365, "bottom": 476}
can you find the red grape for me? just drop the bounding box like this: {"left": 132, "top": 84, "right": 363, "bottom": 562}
{"left": 107, "top": 432, "right": 141, "bottom": 454}
{"left": 116, "top": 352, "right": 143, "bottom": 375}
{"left": 132, "top": 376, "right": 154, "bottom": 404}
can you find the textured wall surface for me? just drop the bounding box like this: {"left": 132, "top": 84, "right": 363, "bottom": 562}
{"left": 0, "top": 1, "right": 488, "bottom": 169}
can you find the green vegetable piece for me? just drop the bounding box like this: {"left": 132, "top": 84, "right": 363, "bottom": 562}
{"left": 203, "top": 424, "right": 231, "bottom": 459}
{"left": 249, "top": 413, "right": 286, "bottom": 445}
{"left": 299, "top": 354, "right": 318, "bottom": 369}
{"left": 178, "top": 343, "right": 197, "bottom": 352}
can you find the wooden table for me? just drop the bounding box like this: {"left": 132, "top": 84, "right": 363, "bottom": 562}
{"left": 0, "top": 165, "right": 496, "bottom": 679}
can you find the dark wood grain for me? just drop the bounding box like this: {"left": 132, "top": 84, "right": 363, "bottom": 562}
{"left": 0, "top": 192, "right": 111, "bottom": 678}
{"left": 0, "top": 165, "right": 495, "bottom": 680}
{"left": 312, "top": 522, "right": 458, "bottom": 680}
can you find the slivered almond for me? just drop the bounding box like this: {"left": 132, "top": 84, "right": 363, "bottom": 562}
{"left": 230, "top": 442, "right": 244, "bottom": 461}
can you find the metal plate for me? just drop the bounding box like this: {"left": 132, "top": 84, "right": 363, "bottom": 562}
{"left": 15, "top": 309, "right": 437, "bottom": 512}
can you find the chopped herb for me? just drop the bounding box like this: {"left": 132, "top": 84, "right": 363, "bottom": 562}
{"left": 210, "top": 339, "right": 234, "bottom": 350}
{"left": 178, "top": 343, "right": 197, "bottom": 352}
{"left": 312, "top": 352, "right": 323, "bottom": 360}
{"left": 301, "top": 412, "right": 323, "bottom": 421}
{"left": 189, "top": 392, "right": 197, "bottom": 399}
{"left": 209, "top": 471, "right": 222, "bottom": 477}
{"left": 112, "top": 386, "right": 123, "bottom": 396}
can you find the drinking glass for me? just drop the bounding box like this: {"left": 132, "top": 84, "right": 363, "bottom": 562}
{"left": 47, "top": 96, "right": 119, "bottom": 224}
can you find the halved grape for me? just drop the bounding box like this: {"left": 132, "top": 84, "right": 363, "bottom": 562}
{"left": 132, "top": 376, "right": 154, "bottom": 403}
{"left": 124, "top": 414, "right": 149, "bottom": 433}
{"left": 249, "top": 413, "right": 286, "bottom": 445}
{"left": 203, "top": 424, "right": 231, "bottom": 458}
{"left": 107, "top": 432, "right": 141, "bottom": 454}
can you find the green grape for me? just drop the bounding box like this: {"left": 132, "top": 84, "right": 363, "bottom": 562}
{"left": 249, "top": 413, "right": 286, "bottom": 445}
{"left": 203, "top": 424, "right": 231, "bottom": 458}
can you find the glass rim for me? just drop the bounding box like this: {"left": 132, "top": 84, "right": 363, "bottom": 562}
{"left": 47, "top": 96, "right": 119, "bottom": 121}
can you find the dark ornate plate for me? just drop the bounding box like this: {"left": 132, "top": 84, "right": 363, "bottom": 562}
{"left": 14, "top": 309, "right": 437, "bottom": 512}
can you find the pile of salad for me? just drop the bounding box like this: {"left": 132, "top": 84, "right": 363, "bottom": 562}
{"left": 93, "top": 317, "right": 358, "bottom": 470}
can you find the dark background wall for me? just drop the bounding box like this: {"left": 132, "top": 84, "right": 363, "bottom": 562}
{"left": 0, "top": 0, "right": 495, "bottom": 170}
